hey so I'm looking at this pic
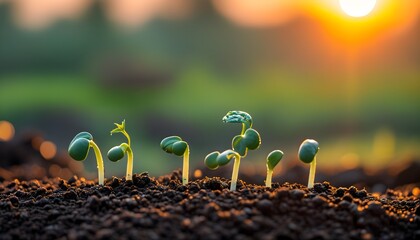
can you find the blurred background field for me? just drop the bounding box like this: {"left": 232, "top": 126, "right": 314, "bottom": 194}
{"left": 0, "top": 0, "right": 419, "bottom": 184}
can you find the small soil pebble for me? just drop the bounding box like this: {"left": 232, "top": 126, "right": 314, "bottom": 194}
{"left": 366, "top": 201, "right": 385, "bottom": 215}
{"left": 8, "top": 196, "right": 19, "bottom": 206}
{"left": 290, "top": 189, "right": 305, "bottom": 200}
{"left": 256, "top": 199, "right": 273, "bottom": 214}
{"left": 0, "top": 171, "right": 418, "bottom": 240}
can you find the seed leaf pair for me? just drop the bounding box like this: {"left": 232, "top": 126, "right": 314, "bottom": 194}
{"left": 232, "top": 128, "right": 261, "bottom": 156}
{"left": 161, "top": 136, "right": 188, "bottom": 156}
{"left": 160, "top": 136, "right": 190, "bottom": 185}
{"left": 204, "top": 150, "right": 238, "bottom": 170}
{"left": 68, "top": 132, "right": 104, "bottom": 185}
{"left": 68, "top": 132, "right": 93, "bottom": 161}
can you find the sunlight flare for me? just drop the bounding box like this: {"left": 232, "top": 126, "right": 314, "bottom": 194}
{"left": 339, "top": 0, "right": 376, "bottom": 17}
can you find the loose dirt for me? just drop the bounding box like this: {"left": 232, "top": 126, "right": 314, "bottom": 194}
{"left": 0, "top": 171, "right": 419, "bottom": 240}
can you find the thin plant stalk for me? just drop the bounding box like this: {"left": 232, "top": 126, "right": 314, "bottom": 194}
{"left": 308, "top": 157, "right": 317, "bottom": 188}
{"left": 182, "top": 146, "right": 190, "bottom": 185}
{"left": 240, "top": 120, "right": 252, "bottom": 135}
{"left": 122, "top": 132, "right": 131, "bottom": 146}
{"left": 126, "top": 148, "right": 133, "bottom": 181}
{"left": 230, "top": 153, "right": 241, "bottom": 191}
{"left": 265, "top": 169, "right": 273, "bottom": 188}
{"left": 90, "top": 141, "right": 104, "bottom": 185}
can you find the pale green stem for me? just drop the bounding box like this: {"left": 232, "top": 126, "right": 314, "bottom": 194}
{"left": 121, "top": 129, "right": 132, "bottom": 181}
{"left": 122, "top": 130, "right": 131, "bottom": 146}
{"left": 182, "top": 145, "right": 190, "bottom": 185}
{"left": 126, "top": 147, "right": 133, "bottom": 181}
{"left": 89, "top": 140, "right": 104, "bottom": 185}
{"left": 265, "top": 169, "right": 273, "bottom": 188}
{"left": 240, "top": 121, "right": 252, "bottom": 135}
{"left": 308, "top": 157, "right": 317, "bottom": 188}
{"left": 230, "top": 153, "right": 241, "bottom": 191}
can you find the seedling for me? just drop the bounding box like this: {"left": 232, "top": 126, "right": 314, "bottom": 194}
{"left": 160, "top": 136, "right": 190, "bottom": 185}
{"left": 107, "top": 120, "right": 134, "bottom": 181}
{"left": 204, "top": 111, "right": 260, "bottom": 191}
{"left": 298, "top": 139, "right": 319, "bottom": 188}
{"left": 265, "top": 150, "right": 284, "bottom": 188}
{"left": 68, "top": 132, "right": 104, "bottom": 185}
{"left": 222, "top": 110, "right": 261, "bottom": 157}
{"left": 204, "top": 149, "right": 241, "bottom": 191}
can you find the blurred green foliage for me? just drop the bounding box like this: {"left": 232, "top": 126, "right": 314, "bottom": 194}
{"left": 0, "top": 2, "right": 419, "bottom": 176}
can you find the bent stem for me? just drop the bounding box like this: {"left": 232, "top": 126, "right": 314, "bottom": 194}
{"left": 240, "top": 122, "right": 252, "bottom": 135}
{"left": 122, "top": 131, "right": 131, "bottom": 146}
{"left": 182, "top": 145, "right": 190, "bottom": 185}
{"left": 308, "top": 157, "right": 317, "bottom": 188}
{"left": 230, "top": 153, "right": 241, "bottom": 191}
{"left": 126, "top": 147, "right": 133, "bottom": 181}
{"left": 265, "top": 169, "right": 273, "bottom": 188}
{"left": 89, "top": 140, "right": 104, "bottom": 185}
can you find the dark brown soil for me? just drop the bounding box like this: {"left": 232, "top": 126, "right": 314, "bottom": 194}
{"left": 0, "top": 170, "right": 419, "bottom": 240}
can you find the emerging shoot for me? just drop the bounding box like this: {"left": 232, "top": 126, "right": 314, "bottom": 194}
{"left": 107, "top": 120, "right": 134, "bottom": 181}
{"left": 204, "top": 149, "right": 241, "bottom": 191}
{"left": 298, "top": 139, "right": 319, "bottom": 188}
{"left": 68, "top": 132, "right": 104, "bottom": 185}
{"left": 265, "top": 150, "right": 284, "bottom": 188}
{"left": 222, "top": 110, "right": 261, "bottom": 157}
{"left": 160, "top": 136, "right": 190, "bottom": 185}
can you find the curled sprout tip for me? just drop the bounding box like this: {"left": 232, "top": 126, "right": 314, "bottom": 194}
{"left": 222, "top": 110, "right": 253, "bottom": 126}
{"left": 111, "top": 119, "right": 126, "bottom": 135}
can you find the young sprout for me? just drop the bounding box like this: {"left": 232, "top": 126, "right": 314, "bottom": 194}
{"left": 204, "top": 149, "right": 241, "bottom": 191}
{"left": 68, "top": 132, "right": 104, "bottom": 185}
{"left": 160, "top": 136, "right": 190, "bottom": 185}
{"left": 222, "top": 110, "right": 261, "bottom": 157}
{"left": 298, "top": 139, "right": 319, "bottom": 188}
{"left": 107, "top": 120, "right": 134, "bottom": 181}
{"left": 265, "top": 150, "right": 284, "bottom": 188}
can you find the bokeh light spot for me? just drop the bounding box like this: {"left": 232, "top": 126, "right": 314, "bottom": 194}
{"left": 412, "top": 187, "right": 420, "bottom": 197}
{"left": 193, "top": 169, "right": 202, "bottom": 178}
{"left": 40, "top": 141, "right": 57, "bottom": 160}
{"left": 0, "top": 121, "right": 15, "bottom": 141}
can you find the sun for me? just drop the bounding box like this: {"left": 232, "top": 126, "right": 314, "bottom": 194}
{"left": 339, "top": 0, "right": 377, "bottom": 17}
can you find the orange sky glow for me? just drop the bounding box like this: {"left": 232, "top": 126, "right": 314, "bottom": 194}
{"left": 213, "top": 0, "right": 420, "bottom": 47}
{"left": 1, "top": 0, "right": 418, "bottom": 72}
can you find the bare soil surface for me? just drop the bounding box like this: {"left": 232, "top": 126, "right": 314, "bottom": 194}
{"left": 0, "top": 171, "right": 419, "bottom": 240}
